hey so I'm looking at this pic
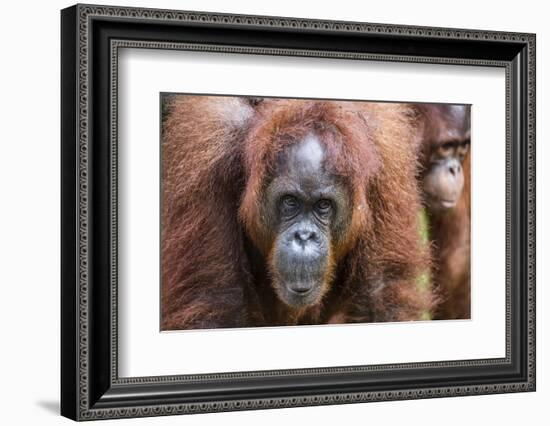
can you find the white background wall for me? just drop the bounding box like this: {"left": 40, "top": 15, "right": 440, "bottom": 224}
{"left": 0, "top": 0, "right": 546, "bottom": 424}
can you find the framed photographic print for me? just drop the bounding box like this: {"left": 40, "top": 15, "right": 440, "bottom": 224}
{"left": 61, "top": 3, "right": 536, "bottom": 421}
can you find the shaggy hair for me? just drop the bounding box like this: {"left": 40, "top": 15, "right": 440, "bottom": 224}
{"left": 411, "top": 104, "right": 471, "bottom": 320}
{"left": 161, "top": 95, "right": 435, "bottom": 330}
{"left": 428, "top": 152, "right": 471, "bottom": 319}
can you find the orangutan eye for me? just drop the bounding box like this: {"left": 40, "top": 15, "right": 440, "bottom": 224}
{"left": 315, "top": 199, "right": 332, "bottom": 214}
{"left": 457, "top": 141, "right": 470, "bottom": 158}
{"left": 280, "top": 195, "right": 300, "bottom": 217}
{"left": 282, "top": 195, "right": 298, "bottom": 207}
{"left": 438, "top": 142, "right": 454, "bottom": 157}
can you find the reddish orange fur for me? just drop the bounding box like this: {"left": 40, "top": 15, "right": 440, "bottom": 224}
{"left": 162, "top": 96, "right": 435, "bottom": 330}
{"left": 412, "top": 105, "right": 471, "bottom": 320}
{"left": 429, "top": 152, "right": 471, "bottom": 319}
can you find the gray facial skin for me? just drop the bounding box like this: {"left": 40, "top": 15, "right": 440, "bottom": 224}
{"left": 423, "top": 105, "right": 470, "bottom": 211}
{"left": 423, "top": 157, "right": 465, "bottom": 210}
{"left": 263, "top": 133, "right": 350, "bottom": 308}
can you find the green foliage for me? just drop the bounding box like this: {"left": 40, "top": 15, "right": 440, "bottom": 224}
{"left": 417, "top": 208, "right": 432, "bottom": 320}
{"left": 418, "top": 207, "right": 430, "bottom": 246}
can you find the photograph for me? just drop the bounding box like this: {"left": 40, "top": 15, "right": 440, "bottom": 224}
{"left": 58, "top": 3, "right": 535, "bottom": 420}
{"left": 160, "top": 95, "right": 471, "bottom": 331}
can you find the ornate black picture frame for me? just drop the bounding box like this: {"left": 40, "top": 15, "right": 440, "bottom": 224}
{"left": 61, "top": 3, "right": 536, "bottom": 421}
